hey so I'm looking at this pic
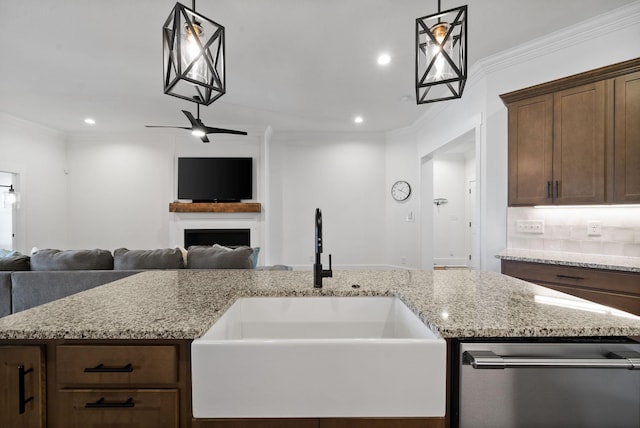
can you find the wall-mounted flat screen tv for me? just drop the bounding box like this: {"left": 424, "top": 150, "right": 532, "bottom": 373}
{"left": 177, "top": 157, "right": 253, "bottom": 202}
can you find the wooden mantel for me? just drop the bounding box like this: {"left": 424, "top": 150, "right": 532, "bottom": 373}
{"left": 169, "top": 202, "right": 261, "bottom": 213}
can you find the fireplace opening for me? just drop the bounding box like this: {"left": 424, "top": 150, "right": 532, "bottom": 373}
{"left": 184, "top": 229, "right": 250, "bottom": 249}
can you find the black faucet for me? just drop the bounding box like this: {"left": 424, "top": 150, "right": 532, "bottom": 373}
{"left": 313, "top": 208, "right": 333, "bottom": 288}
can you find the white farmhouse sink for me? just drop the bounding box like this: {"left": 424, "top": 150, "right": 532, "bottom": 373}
{"left": 191, "top": 296, "right": 446, "bottom": 418}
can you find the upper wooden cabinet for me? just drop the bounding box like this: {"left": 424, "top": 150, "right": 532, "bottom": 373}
{"left": 552, "top": 81, "right": 607, "bottom": 204}
{"left": 501, "top": 58, "right": 640, "bottom": 206}
{"left": 614, "top": 71, "right": 640, "bottom": 203}
{"left": 507, "top": 94, "right": 553, "bottom": 205}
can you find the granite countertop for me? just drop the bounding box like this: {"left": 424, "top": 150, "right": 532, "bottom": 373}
{"left": 496, "top": 248, "right": 640, "bottom": 273}
{"left": 0, "top": 269, "right": 639, "bottom": 341}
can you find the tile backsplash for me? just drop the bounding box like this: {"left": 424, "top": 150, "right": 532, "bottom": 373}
{"left": 507, "top": 206, "right": 640, "bottom": 257}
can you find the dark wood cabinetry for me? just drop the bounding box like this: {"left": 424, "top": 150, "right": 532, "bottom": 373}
{"left": 47, "top": 341, "right": 191, "bottom": 428}
{"left": 502, "top": 260, "right": 640, "bottom": 315}
{"left": 0, "top": 346, "right": 45, "bottom": 428}
{"left": 502, "top": 58, "right": 640, "bottom": 206}
{"left": 507, "top": 94, "right": 553, "bottom": 205}
{"left": 552, "top": 81, "right": 607, "bottom": 204}
{"left": 614, "top": 71, "right": 640, "bottom": 203}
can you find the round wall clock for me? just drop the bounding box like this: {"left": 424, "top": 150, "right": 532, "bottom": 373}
{"left": 391, "top": 180, "right": 411, "bottom": 201}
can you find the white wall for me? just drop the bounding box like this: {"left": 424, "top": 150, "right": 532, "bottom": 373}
{"left": 269, "top": 133, "right": 387, "bottom": 268}
{"left": 64, "top": 131, "right": 264, "bottom": 252}
{"left": 384, "top": 129, "right": 420, "bottom": 268}
{"left": 0, "top": 113, "right": 68, "bottom": 253}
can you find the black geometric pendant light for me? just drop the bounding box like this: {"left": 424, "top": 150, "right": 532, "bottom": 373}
{"left": 415, "top": 1, "right": 467, "bottom": 104}
{"left": 163, "top": 1, "right": 225, "bottom": 105}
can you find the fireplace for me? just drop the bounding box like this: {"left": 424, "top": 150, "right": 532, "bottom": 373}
{"left": 184, "top": 229, "right": 251, "bottom": 249}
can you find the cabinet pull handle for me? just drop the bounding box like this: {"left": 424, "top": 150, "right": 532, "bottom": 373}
{"left": 547, "top": 181, "right": 552, "bottom": 199}
{"left": 555, "top": 180, "right": 559, "bottom": 199}
{"left": 556, "top": 274, "right": 585, "bottom": 280}
{"left": 18, "top": 365, "right": 34, "bottom": 414}
{"left": 85, "top": 397, "right": 135, "bottom": 409}
{"left": 84, "top": 363, "right": 134, "bottom": 373}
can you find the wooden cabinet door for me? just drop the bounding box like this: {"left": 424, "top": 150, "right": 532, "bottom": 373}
{"left": 0, "top": 346, "right": 45, "bottom": 428}
{"left": 508, "top": 94, "right": 554, "bottom": 205}
{"left": 614, "top": 71, "right": 640, "bottom": 203}
{"left": 553, "top": 81, "right": 607, "bottom": 204}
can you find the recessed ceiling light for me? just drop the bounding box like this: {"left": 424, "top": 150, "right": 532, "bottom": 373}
{"left": 377, "top": 54, "right": 391, "bottom": 65}
{"left": 84, "top": 118, "right": 96, "bottom": 125}
{"left": 354, "top": 116, "right": 364, "bottom": 124}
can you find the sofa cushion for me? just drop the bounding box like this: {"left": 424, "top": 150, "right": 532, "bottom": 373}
{"left": 114, "top": 248, "right": 184, "bottom": 270}
{"left": 187, "top": 245, "right": 253, "bottom": 269}
{"left": 0, "top": 254, "right": 30, "bottom": 271}
{"left": 30, "top": 249, "right": 114, "bottom": 271}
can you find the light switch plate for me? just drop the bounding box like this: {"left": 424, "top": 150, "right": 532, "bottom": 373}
{"left": 516, "top": 220, "right": 544, "bottom": 234}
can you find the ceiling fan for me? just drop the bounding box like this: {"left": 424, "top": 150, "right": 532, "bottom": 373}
{"left": 145, "top": 104, "right": 247, "bottom": 143}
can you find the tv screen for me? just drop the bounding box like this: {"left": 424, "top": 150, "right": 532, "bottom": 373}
{"left": 177, "top": 157, "right": 253, "bottom": 202}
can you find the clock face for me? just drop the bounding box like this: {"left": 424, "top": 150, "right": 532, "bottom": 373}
{"left": 391, "top": 180, "right": 411, "bottom": 201}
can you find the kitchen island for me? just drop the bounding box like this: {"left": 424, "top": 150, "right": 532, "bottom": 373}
{"left": 1, "top": 269, "right": 640, "bottom": 427}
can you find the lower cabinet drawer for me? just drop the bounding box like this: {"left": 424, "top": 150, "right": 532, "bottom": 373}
{"left": 57, "top": 389, "right": 178, "bottom": 428}
{"left": 56, "top": 345, "right": 178, "bottom": 386}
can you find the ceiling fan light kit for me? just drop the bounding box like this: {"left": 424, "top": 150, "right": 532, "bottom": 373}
{"left": 415, "top": 1, "right": 467, "bottom": 104}
{"left": 163, "top": 1, "right": 225, "bottom": 105}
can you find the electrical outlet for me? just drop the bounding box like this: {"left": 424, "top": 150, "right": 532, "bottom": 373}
{"left": 516, "top": 220, "right": 544, "bottom": 234}
{"left": 587, "top": 221, "right": 602, "bottom": 236}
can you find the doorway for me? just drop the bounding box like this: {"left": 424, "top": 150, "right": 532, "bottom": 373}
{"left": 0, "top": 171, "right": 16, "bottom": 250}
{"left": 430, "top": 130, "right": 478, "bottom": 268}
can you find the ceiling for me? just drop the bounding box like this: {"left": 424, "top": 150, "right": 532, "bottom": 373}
{"left": 0, "top": 0, "right": 635, "bottom": 135}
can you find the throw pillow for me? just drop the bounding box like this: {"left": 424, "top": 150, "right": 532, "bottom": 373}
{"left": 30, "top": 249, "right": 114, "bottom": 271}
{"left": 114, "top": 248, "right": 185, "bottom": 270}
{"left": 187, "top": 245, "right": 253, "bottom": 269}
{"left": 0, "top": 254, "right": 30, "bottom": 271}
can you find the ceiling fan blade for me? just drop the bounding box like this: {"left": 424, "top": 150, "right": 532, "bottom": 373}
{"left": 181, "top": 110, "right": 199, "bottom": 127}
{"left": 201, "top": 135, "right": 210, "bottom": 143}
{"left": 203, "top": 126, "right": 248, "bottom": 135}
{"left": 145, "top": 125, "right": 192, "bottom": 129}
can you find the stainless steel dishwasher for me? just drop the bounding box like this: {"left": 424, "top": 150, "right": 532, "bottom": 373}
{"left": 452, "top": 338, "right": 640, "bottom": 428}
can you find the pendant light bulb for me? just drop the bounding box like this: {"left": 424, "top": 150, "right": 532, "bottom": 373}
{"left": 429, "top": 22, "right": 453, "bottom": 79}
{"left": 182, "top": 20, "right": 209, "bottom": 83}
{"left": 192, "top": 129, "right": 205, "bottom": 138}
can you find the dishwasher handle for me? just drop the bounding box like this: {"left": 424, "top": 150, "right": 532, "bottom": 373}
{"left": 463, "top": 350, "right": 640, "bottom": 370}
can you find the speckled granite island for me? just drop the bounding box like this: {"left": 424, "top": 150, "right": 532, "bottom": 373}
{"left": 2, "top": 269, "right": 640, "bottom": 340}
{"left": 1, "top": 269, "right": 640, "bottom": 428}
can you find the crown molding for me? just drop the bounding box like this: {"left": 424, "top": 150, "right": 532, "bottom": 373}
{"left": 271, "top": 130, "right": 386, "bottom": 144}
{"left": 477, "top": 2, "right": 640, "bottom": 75}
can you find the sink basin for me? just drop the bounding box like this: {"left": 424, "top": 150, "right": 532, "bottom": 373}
{"left": 191, "top": 296, "right": 446, "bottom": 418}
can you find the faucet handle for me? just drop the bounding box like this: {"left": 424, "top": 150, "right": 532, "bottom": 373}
{"left": 324, "top": 254, "right": 333, "bottom": 278}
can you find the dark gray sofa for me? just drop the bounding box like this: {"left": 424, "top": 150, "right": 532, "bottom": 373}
{"left": 1, "top": 245, "right": 271, "bottom": 316}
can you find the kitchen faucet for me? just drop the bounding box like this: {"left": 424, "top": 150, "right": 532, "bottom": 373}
{"left": 313, "top": 208, "right": 332, "bottom": 288}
